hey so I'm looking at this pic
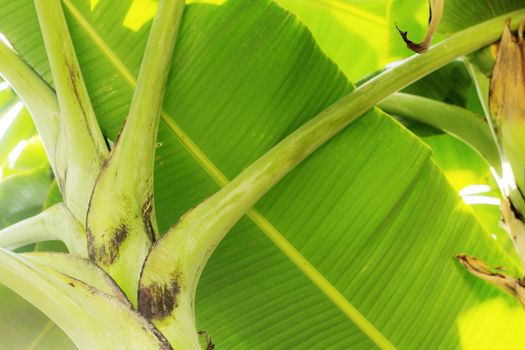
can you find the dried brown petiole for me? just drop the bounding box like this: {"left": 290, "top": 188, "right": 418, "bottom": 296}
{"left": 397, "top": 0, "right": 444, "bottom": 53}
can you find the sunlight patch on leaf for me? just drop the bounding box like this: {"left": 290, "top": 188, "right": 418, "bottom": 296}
{"left": 0, "top": 101, "right": 22, "bottom": 139}
{"left": 460, "top": 185, "right": 500, "bottom": 205}
{"left": 459, "top": 184, "right": 492, "bottom": 196}
{"left": 7, "top": 140, "right": 27, "bottom": 169}
{"left": 89, "top": 0, "right": 100, "bottom": 11}
{"left": 307, "top": 0, "right": 386, "bottom": 26}
{"left": 0, "top": 32, "right": 13, "bottom": 49}
{"left": 186, "top": 0, "right": 226, "bottom": 4}
{"left": 458, "top": 298, "right": 525, "bottom": 349}
{"left": 122, "top": 0, "right": 158, "bottom": 32}
{"left": 276, "top": 0, "right": 389, "bottom": 80}
{"left": 461, "top": 195, "right": 501, "bottom": 206}
{"left": 492, "top": 162, "right": 517, "bottom": 197}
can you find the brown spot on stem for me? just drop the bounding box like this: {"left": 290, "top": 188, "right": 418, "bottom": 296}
{"left": 65, "top": 59, "right": 87, "bottom": 120}
{"left": 87, "top": 224, "right": 129, "bottom": 266}
{"left": 86, "top": 227, "right": 96, "bottom": 261}
{"left": 142, "top": 194, "right": 156, "bottom": 243}
{"left": 138, "top": 279, "right": 181, "bottom": 320}
{"left": 64, "top": 58, "right": 100, "bottom": 147}
{"left": 198, "top": 331, "right": 215, "bottom": 350}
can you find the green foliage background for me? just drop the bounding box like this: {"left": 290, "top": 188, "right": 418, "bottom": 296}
{"left": 1, "top": 0, "right": 524, "bottom": 348}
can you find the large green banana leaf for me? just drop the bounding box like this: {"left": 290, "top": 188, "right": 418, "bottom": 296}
{"left": 1, "top": 0, "right": 525, "bottom": 349}
{"left": 277, "top": 0, "right": 521, "bottom": 266}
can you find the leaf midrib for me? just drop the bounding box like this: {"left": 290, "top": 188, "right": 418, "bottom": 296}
{"left": 60, "top": 1, "right": 395, "bottom": 348}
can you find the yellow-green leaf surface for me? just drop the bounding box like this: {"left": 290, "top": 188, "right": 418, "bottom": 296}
{"left": 274, "top": 0, "right": 430, "bottom": 80}
{"left": 1, "top": 0, "right": 525, "bottom": 349}
{"left": 0, "top": 83, "right": 36, "bottom": 166}
{"left": 385, "top": 62, "right": 517, "bottom": 262}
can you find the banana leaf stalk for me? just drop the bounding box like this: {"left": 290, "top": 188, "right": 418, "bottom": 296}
{"left": 34, "top": 0, "right": 109, "bottom": 222}
{"left": 86, "top": 0, "right": 185, "bottom": 305}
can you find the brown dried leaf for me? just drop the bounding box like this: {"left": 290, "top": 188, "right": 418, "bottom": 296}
{"left": 489, "top": 20, "right": 525, "bottom": 132}
{"left": 397, "top": 0, "right": 444, "bottom": 53}
{"left": 456, "top": 254, "right": 525, "bottom": 308}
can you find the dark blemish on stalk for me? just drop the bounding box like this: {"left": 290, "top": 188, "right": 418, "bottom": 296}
{"left": 68, "top": 282, "right": 75, "bottom": 287}
{"left": 64, "top": 58, "right": 96, "bottom": 142}
{"left": 65, "top": 58, "right": 86, "bottom": 119}
{"left": 105, "top": 223, "right": 129, "bottom": 264}
{"left": 87, "top": 224, "right": 129, "bottom": 266}
{"left": 198, "top": 331, "right": 215, "bottom": 350}
{"left": 48, "top": 168, "right": 55, "bottom": 181}
{"left": 137, "top": 317, "right": 173, "bottom": 349}
{"left": 138, "top": 279, "right": 181, "bottom": 320}
{"left": 517, "top": 185, "right": 525, "bottom": 205}
{"left": 86, "top": 227, "right": 96, "bottom": 262}
{"left": 149, "top": 325, "right": 173, "bottom": 350}
{"left": 62, "top": 165, "right": 68, "bottom": 185}
{"left": 103, "top": 136, "right": 112, "bottom": 151}
{"left": 142, "top": 194, "right": 156, "bottom": 243}
{"left": 509, "top": 198, "right": 524, "bottom": 221}
{"left": 113, "top": 117, "right": 128, "bottom": 147}
{"left": 456, "top": 254, "right": 506, "bottom": 279}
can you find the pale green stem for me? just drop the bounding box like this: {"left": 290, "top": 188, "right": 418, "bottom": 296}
{"left": 0, "top": 203, "right": 87, "bottom": 256}
{"left": 379, "top": 92, "right": 501, "bottom": 169}
{"left": 114, "top": 0, "right": 185, "bottom": 194}
{"left": 140, "top": 10, "right": 525, "bottom": 349}
{"left": 21, "top": 252, "right": 131, "bottom": 304}
{"left": 0, "top": 40, "right": 60, "bottom": 175}
{"left": 86, "top": 0, "right": 184, "bottom": 306}
{"left": 0, "top": 248, "right": 170, "bottom": 350}
{"left": 34, "top": 0, "right": 108, "bottom": 222}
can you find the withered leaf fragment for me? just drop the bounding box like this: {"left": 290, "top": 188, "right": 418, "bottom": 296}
{"left": 397, "top": 0, "right": 444, "bottom": 54}
{"left": 456, "top": 254, "right": 525, "bottom": 308}
{"left": 490, "top": 20, "right": 525, "bottom": 222}
{"left": 490, "top": 20, "right": 525, "bottom": 168}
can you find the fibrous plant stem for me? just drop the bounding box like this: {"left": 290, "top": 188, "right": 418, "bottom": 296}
{"left": 379, "top": 92, "right": 500, "bottom": 169}
{"left": 0, "top": 40, "right": 60, "bottom": 176}
{"left": 87, "top": 0, "right": 185, "bottom": 306}
{"left": 34, "top": 0, "right": 108, "bottom": 222}
{"left": 0, "top": 203, "right": 87, "bottom": 256}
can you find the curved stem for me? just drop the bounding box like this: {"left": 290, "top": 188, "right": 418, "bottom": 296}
{"left": 378, "top": 92, "right": 501, "bottom": 168}
{"left": 35, "top": 0, "right": 108, "bottom": 222}
{"left": 0, "top": 203, "right": 87, "bottom": 256}
{"left": 0, "top": 40, "right": 60, "bottom": 175}
{"left": 0, "top": 248, "right": 170, "bottom": 350}
{"left": 140, "top": 9, "right": 525, "bottom": 349}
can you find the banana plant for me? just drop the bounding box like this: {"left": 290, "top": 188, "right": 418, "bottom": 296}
{"left": 1, "top": 0, "right": 525, "bottom": 349}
